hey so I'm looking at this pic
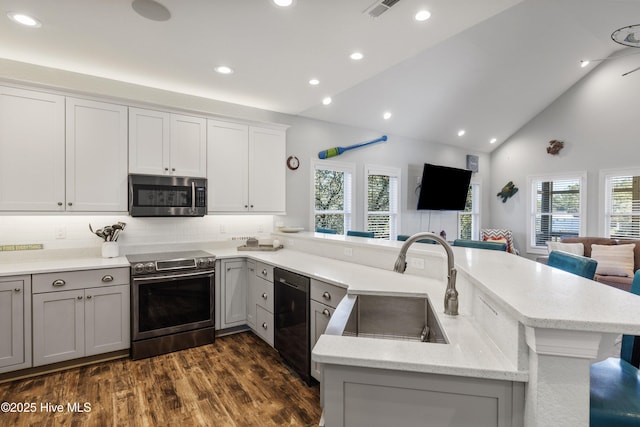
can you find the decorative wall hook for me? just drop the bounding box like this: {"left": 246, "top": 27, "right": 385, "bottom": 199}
{"left": 497, "top": 181, "right": 518, "bottom": 203}
{"left": 547, "top": 140, "right": 564, "bottom": 155}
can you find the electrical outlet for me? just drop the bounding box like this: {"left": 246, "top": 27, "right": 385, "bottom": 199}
{"left": 220, "top": 225, "right": 226, "bottom": 233}
{"left": 55, "top": 226, "right": 66, "bottom": 239}
{"left": 257, "top": 224, "right": 263, "bottom": 233}
{"left": 409, "top": 257, "right": 424, "bottom": 269}
{"left": 344, "top": 247, "right": 353, "bottom": 256}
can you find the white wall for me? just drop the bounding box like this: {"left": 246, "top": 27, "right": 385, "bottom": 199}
{"left": 490, "top": 49, "right": 640, "bottom": 258}
{"left": 0, "top": 58, "right": 491, "bottom": 250}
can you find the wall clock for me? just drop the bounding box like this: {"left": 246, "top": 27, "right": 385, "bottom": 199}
{"left": 287, "top": 156, "right": 300, "bottom": 170}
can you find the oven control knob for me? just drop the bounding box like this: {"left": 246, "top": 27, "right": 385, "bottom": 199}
{"left": 198, "top": 259, "right": 207, "bottom": 268}
{"left": 208, "top": 258, "right": 215, "bottom": 266}
{"left": 133, "top": 263, "right": 145, "bottom": 274}
{"left": 144, "top": 262, "right": 155, "bottom": 273}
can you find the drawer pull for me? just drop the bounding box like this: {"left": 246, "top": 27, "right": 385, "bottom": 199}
{"left": 262, "top": 292, "right": 268, "bottom": 300}
{"left": 322, "top": 308, "right": 331, "bottom": 317}
{"left": 14, "top": 287, "right": 21, "bottom": 293}
{"left": 77, "top": 295, "right": 83, "bottom": 300}
{"left": 52, "top": 279, "right": 66, "bottom": 287}
{"left": 262, "top": 269, "right": 268, "bottom": 276}
{"left": 322, "top": 291, "right": 331, "bottom": 300}
{"left": 262, "top": 322, "right": 268, "bottom": 330}
{"left": 101, "top": 275, "right": 114, "bottom": 283}
{"left": 86, "top": 295, "right": 92, "bottom": 300}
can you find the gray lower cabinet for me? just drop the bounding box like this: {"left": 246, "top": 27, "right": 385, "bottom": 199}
{"left": 219, "top": 259, "right": 247, "bottom": 329}
{"left": 322, "top": 364, "right": 525, "bottom": 427}
{"left": 247, "top": 260, "right": 274, "bottom": 346}
{"left": 310, "top": 279, "right": 347, "bottom": 381}
{"left": 0, "top": 275, "right": 32, "bottom": 373}
{"left": 32, "top": 268, "right": 130, "bottom": 367}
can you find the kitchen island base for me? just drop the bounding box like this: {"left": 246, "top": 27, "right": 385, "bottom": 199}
{"left": 321, "top": 364, "right": 524, "bottom": 427}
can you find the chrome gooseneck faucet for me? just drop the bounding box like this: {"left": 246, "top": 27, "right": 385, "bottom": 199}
{"left": 393, "top": 232, "right": 459, "bottom": 316}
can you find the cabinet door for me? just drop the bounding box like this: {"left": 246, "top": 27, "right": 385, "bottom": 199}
{"left": 221, "top": 259, "right": 247, "bottom": 328}
{"left": 248, "top": 126, "right": 286, "bottom": 213}
{"left": 66, "top": 98, "right": 128, "bottom": 211}
{"left": 170, "top": 114, "right": 207, "bottom": 177}
{"left": 246, "top": 261, "right": 257, "bottom": 329}
{"left": 129, "top": 107, "right": 171, "bottom": 175}
{"left": 33, "top": 289, "right": 85, "bottom": 366}
{"left": 85, "top": 284, "right": 130, "bottom": 356}
{"left": 310, "top": 300, "right": 334, "bottom": 381}
{"left": 207, "top": 120, "right": 249, "bottom": 212}
{"left": 0, "top": 86, "right": 65, "bottom": 211}
{"left": 0, "top": 277, "right": 30, "bottom": 372}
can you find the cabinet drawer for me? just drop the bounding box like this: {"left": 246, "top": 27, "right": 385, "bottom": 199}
{"left": 255, "top": 277, "right": 274, "bottom": 312}
{"left": 32, "top": 267, "right": 129, "bottom": 294}
{"left": 310, "top": 279, "right": 347, "bottom": 309}
{"left": 256, "top": 305, "right": 274, "bottom": 347}
{"left": 255, "top": 262, "right": 273, "bottom": 282}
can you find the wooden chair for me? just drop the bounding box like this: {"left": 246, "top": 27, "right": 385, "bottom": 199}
{"left": 452, "top": 239, "right": 507, "bottom": 251}
{"left": 480, "top": 229, "right": 518, "bottom": 254}
{"left": 346, "top": 230, "right": 374, "bottom": 238}
{"left": 590, "top": 270, "right": 640, "bottom": 426}
{"left": 547, "top": 250, "right": 598, "bottom": 279}
{"left": 316, "top": 227, "right": 338, "bottom": 234}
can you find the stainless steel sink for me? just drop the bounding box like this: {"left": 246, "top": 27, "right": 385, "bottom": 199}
{"left": 327, "top": 294, "right": 447, "bottom": 344}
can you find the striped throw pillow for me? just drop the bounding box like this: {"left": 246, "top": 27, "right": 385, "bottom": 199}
{"left": 591, "top": 244, "right": 635, "bottom": 277}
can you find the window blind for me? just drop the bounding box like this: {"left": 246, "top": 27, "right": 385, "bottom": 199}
{"left": 607, "top": 175, "right": 640, "bottom": 239}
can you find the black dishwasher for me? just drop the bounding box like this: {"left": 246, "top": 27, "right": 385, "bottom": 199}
{"left": 274, "top": 267, "right": 312, "bottom": 385}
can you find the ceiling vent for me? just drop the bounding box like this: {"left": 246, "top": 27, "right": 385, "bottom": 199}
{"left": 364, "top": 0, "right": 402, "bottom": 18}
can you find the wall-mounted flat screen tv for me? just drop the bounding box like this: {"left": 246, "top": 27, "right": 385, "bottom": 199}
{"left": 417, "top": 163, "right": 472, "bottom": 211}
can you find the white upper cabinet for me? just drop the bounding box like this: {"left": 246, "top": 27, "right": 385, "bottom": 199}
{"left": 207, "top": 119, "right": 286, "bottom": 213}
{"left": 66, "top": 97, "right": 128, "bottom": 212}
{"left": 0, "top": 86, "right": 65, "bottom": 211}
{"left": 129, "top": 107, "right": 206, "bottom": 177}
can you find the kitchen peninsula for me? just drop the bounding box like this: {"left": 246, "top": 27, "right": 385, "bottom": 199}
{"left": 2, "top": 232, "right": 639, "bottom": 427}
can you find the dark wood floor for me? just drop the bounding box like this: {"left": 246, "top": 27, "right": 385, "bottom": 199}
{"left": 0, "top": 332, "right": 322, "bottom": 426}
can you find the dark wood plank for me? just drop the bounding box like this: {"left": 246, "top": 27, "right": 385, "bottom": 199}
{"left": 0, "top": 332, "right": 322, "bottom": 426}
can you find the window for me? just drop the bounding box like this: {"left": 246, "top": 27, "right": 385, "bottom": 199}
{"left": 312, "top": 161, "right": 354, "bottom": 234}
{"left": 603, "top": 169, "right": 640, "bottom": 239}
{"left": 527, "top": 172, "right": 587, "bottom": 252}
{"left": 458, "top": 183, "right": 480, "bottom": 240}
{"left": 365, "top": 165, "right": 401, "bottom": 239}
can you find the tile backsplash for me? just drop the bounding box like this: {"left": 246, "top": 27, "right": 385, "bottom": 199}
{"left": 0, "top": 215, "right": 275, "bottom": 251}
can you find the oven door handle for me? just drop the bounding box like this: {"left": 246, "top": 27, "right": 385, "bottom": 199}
{"left": 133, "top": 270, "right": 214, "bottom": 283}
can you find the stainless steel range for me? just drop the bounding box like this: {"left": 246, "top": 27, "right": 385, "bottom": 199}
{"left": 126, "top": 250, "right": 216, "bottom": 359}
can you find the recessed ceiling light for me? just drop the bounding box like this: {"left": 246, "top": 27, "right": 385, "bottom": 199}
{"left": 383, "top": 112, "right": 392, "bottom": 120}
{"left": 580, "top": 60, "right": 590, "bottom": 68}
{"left": 350, "top": 52, "right": 364, "bottom": 61}
{"left": 214, "top": 65, "right": 234, "bottom": 75}
{"left": 322, "top": 97, "right": 332, "bottom": 106}
{"left": 273, "top": 0, "right": 295, "bottom": 7}
{"left": 458, "top": 130, "right": 466, "bottom": 137}
{"left": 490, "top": 138, "right": 497, "bottom": 144}
{"left": 309, "top": 78, "right": 320, "bottom": 86}
{"left": 414, "top": 10, "right": 431, "bottom": 21}
{"left": 7, "top": 12, "right": 41, "bottom": 27}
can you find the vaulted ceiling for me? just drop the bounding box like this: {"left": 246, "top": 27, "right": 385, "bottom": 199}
{"left": 1, "top": 0, "right": 638, "bottom": 152}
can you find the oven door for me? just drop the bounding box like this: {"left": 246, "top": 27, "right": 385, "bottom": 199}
{"left": 132, "top": 270, "right": 214, "bottom": 341}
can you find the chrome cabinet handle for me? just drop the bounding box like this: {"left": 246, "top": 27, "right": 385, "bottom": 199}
{"left": 322, "top": 308, "right": 331, "bottom": 317}
{"left": 262, "top": 292, "right": 268, "bottom": 299}
{"left": 262, "top": 322, "right": 268, "bottom": 330}
{"left": 68, "top": 202, "right": 73, "bottom": 206}
{"left": 262, "top": 269, "right": 267, "bottom": 276}
{"left": 322, "top": 291, "right": 331, "bottom": 300}
{"left": 52, "top": 279, "right": 66, "bottom": 287}
{"left": 57, "top": 202, "right": 63, "bottom": 206}
{"left": 14, "top": 288, "right": 21, "bottom": 293}
{"left": 101, "top": 275, "right": 114, "bottom": 282}
{"left": 77, "top": 295, "right": 83, "bottom": 300}
{"left": 86, "top": 295, "right": 92, "bottom": 300}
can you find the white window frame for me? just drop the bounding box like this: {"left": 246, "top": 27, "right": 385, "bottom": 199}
{"left": 310, "top": 159, "right": 355, "bottom": 234}
{"left": 364, "top": 164, "right": 401, "bottom": 239}
{"left": 600, "top": 167, "right": 640, "bottom": 238}
{"left": 526, "top": 171, "right": 587, "bottom": 254}
{"left": 458, "top": 181, "right": 480, "bottom": 240}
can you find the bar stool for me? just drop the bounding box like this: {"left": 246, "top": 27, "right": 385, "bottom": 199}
{"left": 547, "top": 250, "right": 598, "bottom": 279}
{"left": 452, "top": 239, "right": 507, "bottom": 251}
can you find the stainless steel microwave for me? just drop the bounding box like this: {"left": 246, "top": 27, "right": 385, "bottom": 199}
{"left": 128, "top": 174, "right": 207, "bottom": 217}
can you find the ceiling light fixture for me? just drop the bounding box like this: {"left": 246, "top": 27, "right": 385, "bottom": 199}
{"left": 322, "top": 97, "right": 332, "bottom": 106}
{"left": 490, "top": 138, "right": 497, "bottom": 144}
{"left": 273, "top": 0, "right": 295, "bottom": 7}
{"left": 580, "top": 24, "right": 640, "bottom": 76}
{"left": 7, "top": 12, "right": 41, "bottom": 27}
{"left": 580, "top": 60, "right": 590, "bottom": 68}
{"left": 131, "top": 0, "right": 171, "bottom": 22}
{"left": 214, "top": 65, "right": 234, "bottom": 75}
{"left": 309, "top": 78, "right": 320, "bottom": 86}
{"left": 414, "top": 10, "right": 431, "bottom": 22}
{"left": 458, "top": 130, "right": 466, "bottom": 137}
{"left": 350, "top": 52, "right": 364, "bottom": 61}
{"left": 383, "top": 112, "right": 392, "bottom": 120}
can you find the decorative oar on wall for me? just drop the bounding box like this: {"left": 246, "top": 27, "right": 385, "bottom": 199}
{"left": 318, "top": 135, "right": 387, "bottom": 159}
